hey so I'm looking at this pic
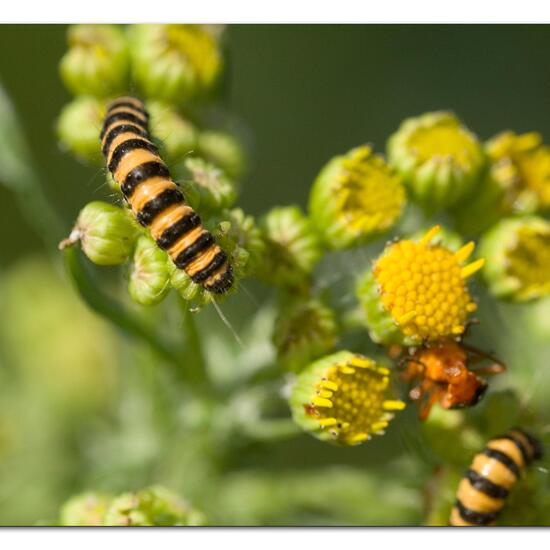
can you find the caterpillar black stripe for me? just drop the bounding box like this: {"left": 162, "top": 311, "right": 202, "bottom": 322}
{"left": 101, "top": 96, "right": 233, "bottom": 294}
{"left": 450, "top": 427, "right": 543, "bottom": 526}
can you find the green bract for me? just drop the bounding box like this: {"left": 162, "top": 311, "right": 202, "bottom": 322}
{"left": 56, "top": 96, "right": 105, "bottom": 164}
{"left": 128, "top": 236, "right": 171, "bottom": 306}
{"left": 387, "top": 111, "right": 485, "bottom": 211}
{"left": 74, "top": 201, "right": 138, "bottom": 266}
{"left": 259, "top": 205, "right": 323, "bottom": 288}
{"left": 129, "top": 24, "right": 222, "bottom": 104}
{"left": 272, "top": 297, "right": 338, "bottom": 372}
{"left": 60, "top": 25, "right": 129, "bottom": 98}
{"left": 478, "top": 216, "right": 550, "bottom": 302}
{"left": 309, "top": 145, "right": 405, "bottom": 249}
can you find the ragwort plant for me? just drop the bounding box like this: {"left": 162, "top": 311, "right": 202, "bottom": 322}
{"left": 1, "top": 24, "right": 550, "bottom": 526}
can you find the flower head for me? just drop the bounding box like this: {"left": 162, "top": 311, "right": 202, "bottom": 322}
{"left": 478, "top": 216, "right": 550, "bottom": 302}
{"left": 103, "top": 486, "right": 206, "bottom": 526}
{"left": 198, "top": 129, "right": 247, "bottom": 180}
{"left": 60, "top": 25, "right": 129, "bottom": 98}
{"left": 56, "top": 96, "right": 105, "bottom": 164}
{"left": 60, "top": 492, "right": 112, "bottom": 526}
{"left": 258, "top": 205, "right": 323, "bottom": 289}
{"left": 387, "top": 112, "right": 484, "bottom": 211}
{"left": 128, "top": 235, "right": 171, "bottom": 306}
{"left": 147, "top": 100, "right": 197, "bottom": 163}
{"left": 309, "top": 145, "right": 405, "bottom": 249}
{"left": 357, "top": 226, "right": 483, "bottom": 345}
{"left": 273, "top": 297, "right": 338, "bottom": 372}
{"left": 486, "top": 131, "right": 550, "bottom": 213}
{"left": 61, "top": 201, "right": 138, "bottom": 266}
{"left": 130, "top": 24, "right": 222, "bottom": 103}
{"left": 290, "top": 351, "right": 405, "bottom": 445}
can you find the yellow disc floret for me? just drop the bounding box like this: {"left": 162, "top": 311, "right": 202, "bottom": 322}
{"left": 290, "top": 351, "right": 405, "bottom": 446}
{"left": 373, "top": 226, "right": 482, "bottom": 342}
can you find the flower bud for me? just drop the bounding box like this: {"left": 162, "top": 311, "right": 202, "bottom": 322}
{"left": 103, "top": 486, "right": 206, "bottom": 526}
{"left": 56, "top": 96, "right": 105, "bottom": 164}
{"left": 478, "top": 216, "right": 550, "bottom": 302}
{"left": 273, "top": 297, "right": 338, "bottom": 372}
{"left": 69, "top": 201, "right": 138, "bottom": 265}
{"left": 387, "top": 112, "right": 485, "bottom": 211}
{"left": 147, "top": 100, "right": 197, "bottom": 163}
{"left": 290, "top": 351, "right": 405, "bottom": 445}
{"left": 182, "top": 157, "right": 237, "bottom": 215}
{"left": 258, "top": 205, "right": 323, "bottom": 288}
{"left": 198, "top": 130, "right": 247, "bottom": 180}
{"left": 356, "top": 226, "right": 482, "bottom": 346}
{"left": 129, "top": 24, "right": 222, "bottom": 104}
{"left": 128, "top": 235, "right": 171, "bottom": 306}
{"left": 171, "top": 208, "right": 262, "bottom": 303}
{"left": 59, "top": 25, "right": 129, "bottom": 97}
{"left": 60, "top": 492, "right": 112, "bottom": 526}
{"left": 309, "top": 145, "right": 405, "bottom": 249}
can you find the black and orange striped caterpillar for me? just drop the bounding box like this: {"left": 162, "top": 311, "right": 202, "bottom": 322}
{"left": 450, "top": 427, "right": 543, "bottom": 526}
{"left": 100, "top": 96, "right": 233, "bottom": 294}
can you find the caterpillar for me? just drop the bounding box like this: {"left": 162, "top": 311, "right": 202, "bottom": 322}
{"left": 450, "top": 427, "right": 543, "bottom": 526}
{"left": 100, "top": 96, "right": 233, "bottom": 294}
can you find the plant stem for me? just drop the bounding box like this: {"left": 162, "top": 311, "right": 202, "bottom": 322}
{"left": 63, "top": 245, "right": 182, "bottom": 370}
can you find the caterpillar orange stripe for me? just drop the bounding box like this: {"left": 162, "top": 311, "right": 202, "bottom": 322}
{"left": 100, "top": 96, "right": 233, "bottom": 294}
{"left": 450, "top": 427, "right": 543, "bottom": 526}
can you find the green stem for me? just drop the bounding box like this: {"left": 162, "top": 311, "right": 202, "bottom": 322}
{"left": 179, "top": 296, "right": 217, "bottom": 397}
{"left": 63, "top": 245, "right": 182, "bottom": 370}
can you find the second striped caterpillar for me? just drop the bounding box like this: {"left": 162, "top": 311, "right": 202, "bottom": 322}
{"left": 100, "top": 96, "right": 233, "bottom": 294}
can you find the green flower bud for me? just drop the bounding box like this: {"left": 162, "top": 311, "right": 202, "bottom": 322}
{"left": 455, "top": 132, "right": 550, "bottom": 234}
{"left": 387, "top": 112, "right": 485, "bottom": 211}
{"left": 273, "top": 297, "right": 338, "bottom": 373}
{"left": 290, "top": 351, "right": 405, "bottom": 446}
{"left": 128, "top": 235, "right": 171, "bottom": 306}
{"left": 103, "top": 486, "right": 206, "bottom": 526}
{"left": 258, "top": 205, "right": 323, "bottom": 289}
{"left": 147, "top": 100, "right": 197, "bottom": 163}
{"left": 198, "top": 130, "right": 246, "bottom": 180}
{"left": 182, "top": 157, "right": 237, "bottom": 215}
{"left": 478, "top": 216, "right": 550, "bottom": 302}
{"left": 171, "top": 208, "right": 262, "bottom": 304}
{"left": 56, "top": 96, "right": 105, "bottom": 164}
{"left": 64, "top": 201, "right": 138, "bottom": 266}
{"left": 59, "top": 25, "right": 129, "bottom": 98}
{"left": 356, "top": 226, "right": 481, "bottom": 346}
{"left": 129, "top": 24, "right": 222, "bottom": 104}
{"left": 309, "top": 145, "right": 405, "bottom": 249}
{"left": 60, "top": 492, "right": 112, "bottom": 526}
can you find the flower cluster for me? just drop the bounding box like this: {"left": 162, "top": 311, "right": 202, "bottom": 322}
{"left": 59, "top": 486, "right": 205, "bottom": 526}
{"left": 57, "top": 24, "right": 262, "bottom": 306}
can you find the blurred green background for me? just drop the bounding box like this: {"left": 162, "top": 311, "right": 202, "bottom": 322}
{"left": 0, "top": 25, "right": 549, "bottom": 526}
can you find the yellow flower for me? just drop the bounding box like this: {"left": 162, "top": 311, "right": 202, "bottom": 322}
{"left": 357, "top": 226, "right": 484, "bottom": 345}
{"left": 479, "top": 216, "right": 550, "bottom": 302}
{"left": 486, "top": 131, "right": 550, "bottom": 212}
{"left": 309, "top": 145, "right": 405, "bottom": 249}
{"left": 387, "top": 112, "right": 484, "bottom": 211}
{"left": 290, "top": 351, "right": 405, "bottom": 446}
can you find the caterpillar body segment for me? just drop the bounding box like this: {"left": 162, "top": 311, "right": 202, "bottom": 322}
{"left": 450, "top": 428, "right": 543, "bottom": 526}
{"left": 101, "top": 96, "right": 233, "bottom": 294}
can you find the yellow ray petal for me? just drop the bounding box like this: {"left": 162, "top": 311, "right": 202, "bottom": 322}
{"left": 312, "top": 397, "right": 333, "bottom": 408}
{"left": 397, "top": 310, "right": 417, "bottom": 325}
{"left": 461, "top": 258, "right": 485, "bottom": 279}
{"left": 317, "top": 417, "right": 338, "bottom": 427}
{"left": 455, "top": 241, "right": 475, "bottom": 262}
{"left": 383, "top": 399, "right": 406, "bottom": 411}
{"left": 419, "top": 225, "right": 441, "bottom": 245}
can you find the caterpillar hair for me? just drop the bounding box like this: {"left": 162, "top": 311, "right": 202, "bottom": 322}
{"left": 100, "top": 96, "right": 233, "bottom": 294}
{"left": 450, "top": 427, "right": 543, "bottom": 526}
